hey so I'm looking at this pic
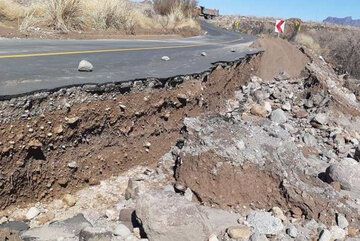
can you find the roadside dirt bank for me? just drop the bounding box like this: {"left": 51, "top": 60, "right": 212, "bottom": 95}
{"left": 0, "top": 52, "right": 260, "bottom": 209}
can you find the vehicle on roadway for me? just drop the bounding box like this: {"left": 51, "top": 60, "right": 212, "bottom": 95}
{"left": 195, "top": 6, "right": 219, "bottom": 19}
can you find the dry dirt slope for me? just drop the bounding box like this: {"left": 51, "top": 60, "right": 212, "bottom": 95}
{"left": 251, "top": 37, "right": 309, "bottom": 80}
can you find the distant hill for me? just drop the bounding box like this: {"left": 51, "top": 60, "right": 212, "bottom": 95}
{"left": 323, "top": 16, "right": 360, "bottom": 27}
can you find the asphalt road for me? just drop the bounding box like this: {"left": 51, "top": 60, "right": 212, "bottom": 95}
{"left": 0, "top": 22, "right": 257, "bottom": 98}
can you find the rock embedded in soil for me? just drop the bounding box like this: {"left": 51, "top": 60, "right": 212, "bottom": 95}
{"left": 251, "top": 104, "right": 268, "bottom": 117}
{"left": 67, "top": 116, "right": 79, "bottom": 126}
{"left": 318, "top": 229, "right": 331, "bottom": 241}
{"left": 79, "top": 226, "right": 112, "bottom": 240}
{"left": 227, "top": 226, "right": 252, "bottom": 239}
{"left": 112, "top": 223, "right": 131, "bottom": 237}
{"left": 286, "top": 226, "right": 298, "bottom": 238}
{"left": 270, "top": 109, "right": 287, "bottom": 124}
{"left": 26, "top": 207, "right": 41, "bottom": 220}
{"left": 105, "top": 209, "right": 117, "bottom": 221}
{"left": 246, "top": 211, "right": 284, "bottom": 235}
{"left": 336, "top": 213, "right": 349, "bottom": 229}
{"left": 264, "top": 101, "right": 272, "bottom": 113}
{"left": 27, "top": 139, "right": 43, "bottom": 149}
{"left": 253, "top": 90, "right": 266, "bottom": 103}
{"left": 290, "top": 207, "right": 303, "bottom": 219}
{"left": 21, "top": 214, "right": 92, "bottom": 241}
{"left": 0, "top": 217, "right": 7, "bottom": 225}
{"left": 303, "top": 133, "right": 317, "bottom": 146}
{"left": 327, "top": 158, "right": 360, "bottom": 192}
{"left": 272, "top": 207, "right": 287, "bottom": 222}
{"left": 249, "top": 232, "right": 269, "bottom": 241}
{"left": 293, "top": 108, "right": 308, "bottom": 119}
{"left": 184, "top": 188, "right": 193, "bottom": 202}
{"left": 67, "top": 161, "right": 78, "bottom": 169}
{"left": 125, "top": 179, "right": 140, "bottom": 200}
{"left": 37, "top": 212, "right": 56, "bottom": 225}
{"left": 274, "top": 71, "right": 291, "bottom": 81}
{"left": 63, "top": 194, "right": 77, "bottom": 207}
{"left": 135, "top": 190, "right": 239, "bottom": 241}
{"left": 329, "top": 225, "right": 347, "bottom": 240}
{"left": 208, "top": 234, "right": 219, "bottom": 241}
{"left": 311, "top": 113, "right": 328, "bottom": 127}
{"left": 281, "top": 102, "right": 292, "bottom": 111}
{"left": 53, "top": 125, "right": 64, "bottom": 134}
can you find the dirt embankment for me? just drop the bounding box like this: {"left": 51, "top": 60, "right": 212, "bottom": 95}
{"left": 251, "top": 37, "right": 309, "bottom": 80}
{"left": 0, "top": 53, "right": 260, "bottom": 209}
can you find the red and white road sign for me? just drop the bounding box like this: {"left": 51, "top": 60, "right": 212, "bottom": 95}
{"left": 275, "top": 20, "right": 285, "bottom": 33}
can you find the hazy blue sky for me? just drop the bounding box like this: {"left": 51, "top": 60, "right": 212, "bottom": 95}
{"left": 198, "top": 0, "right": 360, "bottom": 22}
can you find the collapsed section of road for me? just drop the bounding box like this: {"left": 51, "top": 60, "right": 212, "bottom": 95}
{"left": 0, "top": 52, "right": 261, "bottom": 209}
{"left": 3, "top": 37, "right": 360, "bottom": 241}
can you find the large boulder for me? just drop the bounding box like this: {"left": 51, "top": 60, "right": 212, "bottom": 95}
{"left": 21, "top": 214, "right": 91, "bottom": 241}
{"left": 135, "top": 190, "right": 239, "bottom": 241}
{"left": 327, "top": 158, "right": 360, "bottom": 192}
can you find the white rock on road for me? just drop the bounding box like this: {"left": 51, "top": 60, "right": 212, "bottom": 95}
{"left": 161, "top": 56, "right": 170, "bottom": 61}
{"left": 246, "top": 211, "right": 284, "bottom": 235}
{"left": 78, "top": 60, "right": 93, "bottom": 72}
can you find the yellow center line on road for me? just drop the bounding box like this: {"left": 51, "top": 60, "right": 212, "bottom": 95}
{"left": 0, "top": 38, "right": 243, "bottom": 59}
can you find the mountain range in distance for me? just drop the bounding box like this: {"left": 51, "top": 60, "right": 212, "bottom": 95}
{"left": 323, "top": 16, "right": 360, "bottom": 27}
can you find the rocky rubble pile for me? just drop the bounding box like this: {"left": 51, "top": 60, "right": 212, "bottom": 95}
{"left": 171, "top": 56, "right": 360, "bottom": 240}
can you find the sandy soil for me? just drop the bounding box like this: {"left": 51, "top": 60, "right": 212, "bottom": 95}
{"left": 251, "top": 37, "right": 310, "bottom": 80}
